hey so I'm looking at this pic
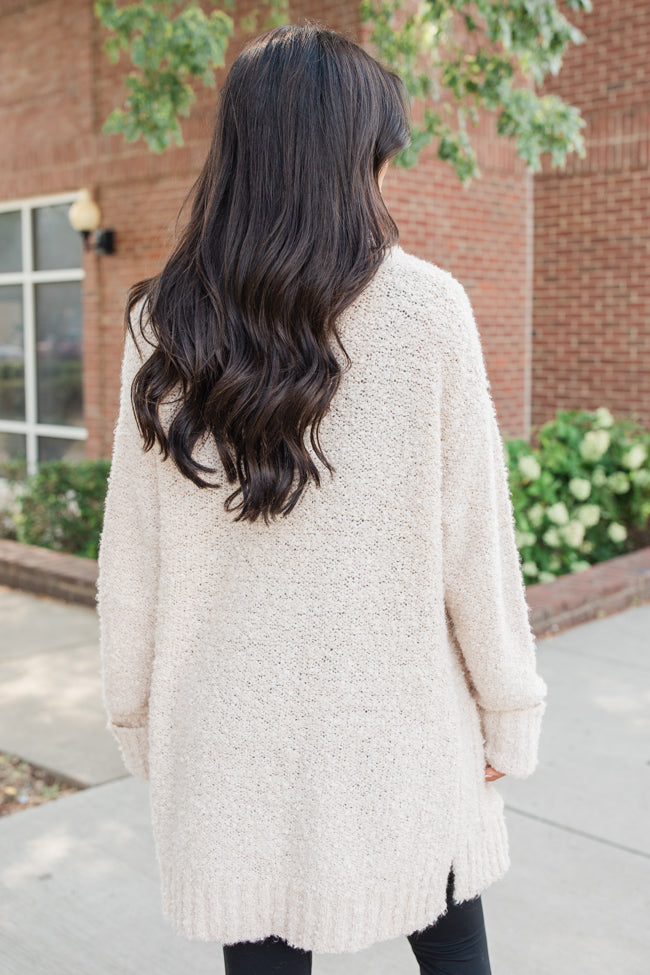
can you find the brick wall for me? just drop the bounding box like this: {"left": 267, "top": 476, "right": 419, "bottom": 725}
{"left": 0, "top": 0, "right": 532, "bottom": 460}
{"left": 533, "top": 0, "right": 650, "bottom": 431}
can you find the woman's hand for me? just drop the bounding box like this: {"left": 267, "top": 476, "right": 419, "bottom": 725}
{"left": 485, "top": 765, "right": 505, "bottom": 782}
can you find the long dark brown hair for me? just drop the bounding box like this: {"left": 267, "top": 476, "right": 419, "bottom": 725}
{"left": 125, "top": 20, "right": 411, "bottom": 524}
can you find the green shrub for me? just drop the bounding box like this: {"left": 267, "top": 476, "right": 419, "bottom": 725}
{"left": 507, "top": 407, "right": 650, "bottom": 584}
{"left": 9, "top": 459, "right": 111, "bottom": 560}
{"left": 0, "top": 456, "right": 28, "bottom": 484}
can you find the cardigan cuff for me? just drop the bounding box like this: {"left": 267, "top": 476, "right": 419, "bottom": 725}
{"left": 108, "top": 721, "right": 150, "bottom": 781}
{"left": 478, "top": 700, "right": 547, "bottom": 779}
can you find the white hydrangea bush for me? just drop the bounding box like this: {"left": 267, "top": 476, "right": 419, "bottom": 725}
{"left": 507, "top": 407, "right": 650, "bottom": 584}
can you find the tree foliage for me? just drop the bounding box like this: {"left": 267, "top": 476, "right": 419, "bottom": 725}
{"left": 94, "top": 0, "right": 592, "bottom": 183}
{"left": 94, "top": 1, "right": 289, "bottom": 150}
{"left": 361, "top": 0, "right": 593, "bottom": 180}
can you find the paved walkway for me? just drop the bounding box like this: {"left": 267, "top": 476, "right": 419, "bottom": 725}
{"left": 0, "top": 582, "right": 648, "bottom": 974}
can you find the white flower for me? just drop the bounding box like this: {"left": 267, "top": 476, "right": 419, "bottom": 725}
{"left": 607, "top": 472, "right": 630, "bottom": 494}
{"left": 516, "top": 530, "right": 537, "bottom": 548}
{"left": 522, "top": 561, "right": 539, "bottom": 577}
{"left": 66, "top": 498, "right": 81, "bottom": 518}
{"left": 543, "top": 527, "right": 562, "bottom": 547}
{"left": 560, "top": 520, "right": 585, "bottom": 548}
{"left": 527, "top": 503, "right": 545, "bottom": 528}
{"left": 621, "top": 444, "right": 647, "bottom": 471}
{"left": 579, "top": 540, "right": 594, "bottom": 554}
{"left": 518, "top": 454, "right": 541, "bottom": 481}
{"left": 538, "top": 570, "right": 557, "bottom": 583}
{"left": 580, "top": 430, "right": 610, "bottom": 462}
{"left": 593, "top": 407, "right": 614, "bottom": 428}
{"left": 576, "top": 504, "right": 600, "bottom": 528}
{"left": 547, "top": 502, "right": 570, "bottom": 526}
{"left": 570, "top": 560, "right": 591, "bottom": 574}
{"left": 607, "top": 522, "right": 627, "bottom": 543}
{"left": 592, "top": 466, "right": 608, "bottom": 487}
{"left": 569, "top": 477, "right": 591, "bottom": 501}
{"left": 632, "top": 469, "right": 650, "bottom": 487}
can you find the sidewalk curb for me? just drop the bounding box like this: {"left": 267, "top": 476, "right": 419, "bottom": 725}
{"left": 1, "top": 537, "right": 649, "bottom": 635}
{"left": 526, "top": 545, "right": 650, "bottom": 638}
{"left": 0, "top": 539, "right": 97, "bottom": 609}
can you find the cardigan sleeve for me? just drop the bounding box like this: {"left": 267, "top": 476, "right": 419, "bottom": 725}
{"left": 95, "top": 302, "right": 159, "bottom": 782}
{"left": 440, "top": 279, "right": 548, "bottom": 779}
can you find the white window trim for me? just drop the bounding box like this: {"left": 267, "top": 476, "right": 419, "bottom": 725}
{"left": 0, "top": 190, "right": 85, "bottom": 476}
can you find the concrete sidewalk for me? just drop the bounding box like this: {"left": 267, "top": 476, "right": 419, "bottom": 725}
{"left": 0, "top": 582, "right": 649, "bottom": 974}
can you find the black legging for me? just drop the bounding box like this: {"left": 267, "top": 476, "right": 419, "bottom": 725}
{"left": 222, "top": 867, "right": 492, "bottom": 975}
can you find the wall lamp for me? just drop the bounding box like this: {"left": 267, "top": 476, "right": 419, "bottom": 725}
{"left": 68, "top": 188, "right": 115, "bottom": 255}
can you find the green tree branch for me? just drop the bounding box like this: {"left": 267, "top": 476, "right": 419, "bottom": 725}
{"left": 94, "top": 0, "right": 592, "bottom": 182}
{"left": 94, "top": 1, "right": 288, "bottom": 151}
{"left": 361, "top": 0, "right": 593, "bottom": 181}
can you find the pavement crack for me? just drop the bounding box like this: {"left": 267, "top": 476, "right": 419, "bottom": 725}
{"left": 505, "top": 804, "right": 650, "bottom": 860}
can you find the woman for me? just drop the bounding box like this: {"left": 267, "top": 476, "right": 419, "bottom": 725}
{"left": 96, "top": 20, "right": 547, "bottom": 975}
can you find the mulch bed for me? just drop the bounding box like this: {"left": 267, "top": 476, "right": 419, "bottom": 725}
{"left": 0, "top": 750, "right": 84, "bottom": 817}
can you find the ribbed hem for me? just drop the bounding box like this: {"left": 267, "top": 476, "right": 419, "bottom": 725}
{"left": 108, "top": 722, "right": 150, "bottom": 781}
{"left": 478, "top": 701, "right": 547, "bottom": 779}
{"left": 155, "top": 798, "right": 510, "bottom": 954}
{"left": 451, "top": 783, "right": 510, "bottom": 905}
{"left": 158, "top": 866, "right": 462, "bottom": 954}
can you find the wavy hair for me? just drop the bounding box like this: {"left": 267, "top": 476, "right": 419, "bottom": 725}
{"left": 125, "top": 20, "right": 411, "bottom": 524}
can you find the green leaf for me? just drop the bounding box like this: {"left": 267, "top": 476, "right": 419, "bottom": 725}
{"left": 361, "top": 0, "right": 590, "bottom": 180}
{"left": 95, "top": 0, "right": 235, "bottom": 151}
{"left": 96, "top": 0, "right": 591, "bottom": 181}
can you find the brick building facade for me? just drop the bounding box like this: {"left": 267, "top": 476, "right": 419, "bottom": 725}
{"left": 0, "top": 0, "right": 645, "bottom": 475}
{"left": 534, "top": 0, "right": 650, "bottom": 431}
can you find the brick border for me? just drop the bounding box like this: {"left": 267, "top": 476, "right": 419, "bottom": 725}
{"left": 0, "top": 537, "right": 649, "bottom": 636}
{"left": 526, "top": 545, "right": 650, "bottom": 639}
{"left": 0, "top": 539, "right": 98, "bottom": 609}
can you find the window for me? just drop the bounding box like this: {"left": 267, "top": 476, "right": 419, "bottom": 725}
{"left": 0, "top": 192, "right": 85, "bottom": 476}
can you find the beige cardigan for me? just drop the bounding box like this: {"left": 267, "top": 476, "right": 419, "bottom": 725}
{"left": 96, "top": 244, "right": 547, "bottom": 954}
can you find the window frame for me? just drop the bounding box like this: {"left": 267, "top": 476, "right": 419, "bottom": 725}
{"left": 0, "top": 190, "right": 85, "bottom": 476}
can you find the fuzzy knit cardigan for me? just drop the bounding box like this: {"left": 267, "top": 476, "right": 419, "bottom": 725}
{"left": 96, "top": 243, "right": 548, "bottom": 955}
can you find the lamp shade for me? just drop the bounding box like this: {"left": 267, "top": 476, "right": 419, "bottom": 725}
{"left": 68, "top": 188, "right": 101, "bottom": 233}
